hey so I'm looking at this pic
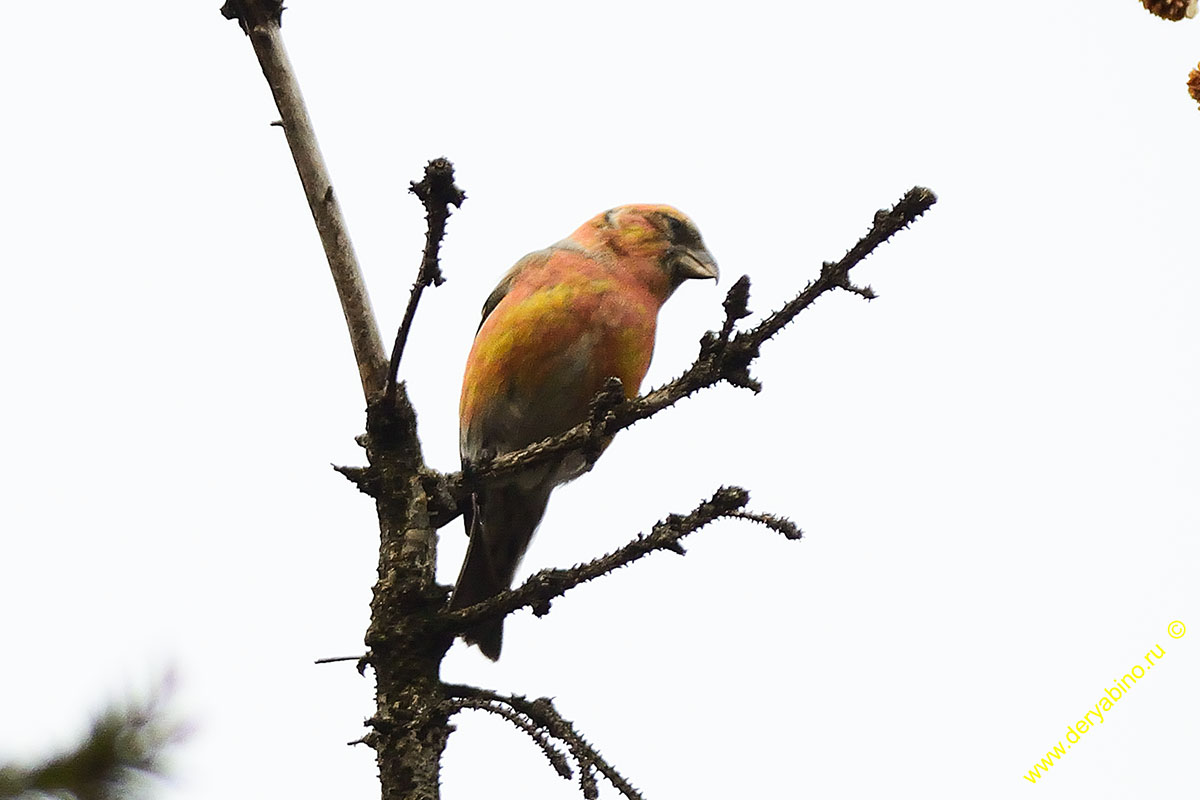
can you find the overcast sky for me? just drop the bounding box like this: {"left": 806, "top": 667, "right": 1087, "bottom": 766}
{"left": 2, "top": 1, "right": 1198, "bottom": 798}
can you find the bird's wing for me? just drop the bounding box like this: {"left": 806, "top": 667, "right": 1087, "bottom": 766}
{"left": 478, "top": 247, "right": 554, "bottom": 331}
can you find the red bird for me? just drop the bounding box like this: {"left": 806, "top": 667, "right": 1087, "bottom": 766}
{"left": 450, "top": 205, "right": 718, "bottom": 659}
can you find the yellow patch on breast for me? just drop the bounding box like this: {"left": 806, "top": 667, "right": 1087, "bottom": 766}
{"left": 608, "top": 324, "right": 654, "bottom": 398}
{"left": 460, "top": 274, "right": 659, "bottom": 436}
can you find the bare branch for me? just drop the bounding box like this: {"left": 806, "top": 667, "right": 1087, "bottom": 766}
{"left": 427, "top": 187, "right": 935, "bottom": 520}
{"left": 728, "top": 510, "right": 803, "bottom": 539}
{"left": 438, "top": 486, "right": 798, "bottom": 633}
{"left": 447, "top": 698, "right": 574, "bottom": 780}
{"left": 443, "top": 686, "right": 645, "bottom": 800}
{"left": 221, "top": 0, "right": 388, "bottom": 400}
{"left": 385, "top": 158, "right": 466, "bottom": 408}
{"left": 313, "top": 654, "right": 365, "bottom": 665}
{"left": 745, "top": 186, "right": 935, "bottom": 345}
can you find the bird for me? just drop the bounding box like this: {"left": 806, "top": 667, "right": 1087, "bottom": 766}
{"left": 448, "top": 204, "right": 719, "bottom": 659}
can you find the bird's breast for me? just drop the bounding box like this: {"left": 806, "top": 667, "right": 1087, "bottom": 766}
{"left": 460, "top": 277, "right": 659, "bottom": 458}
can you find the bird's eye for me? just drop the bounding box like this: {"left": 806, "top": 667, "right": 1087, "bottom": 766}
{"left": 665, "top": 215, "right": 686, "bottom": 240}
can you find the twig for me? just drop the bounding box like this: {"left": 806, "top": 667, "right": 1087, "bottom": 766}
{"left": 430, "top": 187, "right": 936, "bottom": 519}
{"left": 747, "top": 187, "right": 934, "bottom": 345}
{"left": 438, "top": 486, "right": 796, "bottom": 632}
{"left": 384, "top": 158, "right": 466, "bottom": 409}
{"left": 718, "top": 273, "right": 752, "bottom": 342}
{"left": 221, "top": 0, "right": 388, "bottom": 400}
{"left": 448, "top": 698, "right": 574, "bottom": 780}
{"left": 727, "top": 510, "right": 803, "bottom": 539}
{"left": 443, "top": 685, "right": 645, "bottom": 800}
{"left": 314, "top": 654, "right": 365, "bottom": 665}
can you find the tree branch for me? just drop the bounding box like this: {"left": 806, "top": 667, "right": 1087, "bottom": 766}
{"left": 437, "top": 487, "right": 798, "bottom": 633}
{"left": 424, "top": 187, "right": 936, "bottom": 523}
{"left": 447, "top": 698, "right": 574, "bottom": 781}
{"left": 384, "top": 158, "right": 466, "bottom": 409}
{"left": 443, "top": 686, "right": 645, "bottom": 800}
{"left": 223, "top": 8, "right": 459, "bottom": 798}
{"left": 434, "top": 495, "right": 802, "bottom": 799}
{"left": 222, "top": 0, "right": 389, "bottom": 400}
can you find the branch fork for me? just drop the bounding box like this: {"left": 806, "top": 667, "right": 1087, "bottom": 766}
{"left": 223, "top": 8, "right": 934, "bottom": 796}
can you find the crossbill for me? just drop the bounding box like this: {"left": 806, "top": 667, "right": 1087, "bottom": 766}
{"left": 449, "top": 204, "right": 719, "bottom": 659}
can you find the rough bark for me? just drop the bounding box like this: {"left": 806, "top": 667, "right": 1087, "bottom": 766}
{"left": 360, "top": 399, "right": 449, "bottom": 800}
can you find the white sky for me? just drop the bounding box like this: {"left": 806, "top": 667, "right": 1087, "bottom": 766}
{"left": 2, "top": 1, "right": 1198, "bottom": 798}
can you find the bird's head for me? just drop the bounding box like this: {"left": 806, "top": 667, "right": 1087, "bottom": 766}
{"left": 579, "top": 204, "right": 719, "bottom": 295}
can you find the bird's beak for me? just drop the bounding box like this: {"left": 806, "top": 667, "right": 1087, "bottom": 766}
{"left": 671, "top": 245, "right": 720, "bottom": 283}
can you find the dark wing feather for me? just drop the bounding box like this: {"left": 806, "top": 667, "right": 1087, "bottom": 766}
{"left": 477, "top": 248, "right": 554, "bottom": 331}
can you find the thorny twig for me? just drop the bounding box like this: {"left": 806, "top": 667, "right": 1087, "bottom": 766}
{"left": 443, "top": 685, "right": 645, "bottom": 800}
{"left": 438, "top": 487, "right": 799, "bottom": 633}
{"left": 449, "top": 698, "right": 574, "bottom": 780}
{"left": 399, "top": 187, "right": 936, "bottom": 524}
{"left": 384, "top": 158, "right": 466, "bottom": 408}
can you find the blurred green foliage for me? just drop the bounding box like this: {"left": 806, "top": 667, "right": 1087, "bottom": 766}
{"left": 0, "top": 688, "right": 180, "bottom": 800}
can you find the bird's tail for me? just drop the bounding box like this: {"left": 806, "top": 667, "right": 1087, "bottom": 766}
{"left": 448, "top": 513, "right": 506, "bottom": 660}
{"left": 448, "top": 483, "right": 552, "bottom": 660}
